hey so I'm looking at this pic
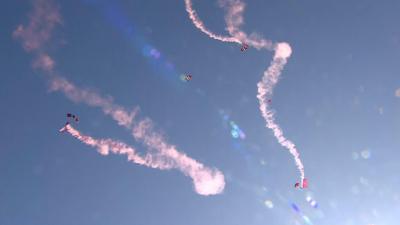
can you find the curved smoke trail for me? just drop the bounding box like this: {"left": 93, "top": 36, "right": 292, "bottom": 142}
{"left": 184, "top": 0, "right": 239, "bottom": 44}
{"left": 220, "top": 0, "right": 274, "bottom": 50}
{"left": 48, "top": 76, "right": 225, "bottom": 195}
{"left": 184, "top": 0, "right": 305, "bottom": 180}
{"left": 257, "top": 44, "right": 304, "bottom": 180}
{"left": 14, "top": 0, "right": 225, "bottom": 196}
{"left": 62, "top": 124, "right": 225, "bottom": 195}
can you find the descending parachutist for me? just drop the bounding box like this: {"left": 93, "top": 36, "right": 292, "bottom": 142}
{"left": 180, "top": 74, "right": 192, "bottom": 82}
{"left": 294, "top": 178, "right": 308, "bottom": 189}
{"left": 67, "top": 113, "right": 79, "bottom": 122}
{"left": 60, "top": 113, "right": 79, "bottom": 133}
{"left": 240, "top": 43, "right": 249, "bottom": 52}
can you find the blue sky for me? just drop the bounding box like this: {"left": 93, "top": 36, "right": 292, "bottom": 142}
{"left": 1, "top": 0, "right": 400, "bottom": 225}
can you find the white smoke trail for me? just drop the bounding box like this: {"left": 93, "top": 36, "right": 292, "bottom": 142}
{"left": 49, "top": 76, "right": 138, "bottom": 128}
{"left": 185, "top": 0, "right": 305, "bottom": 180}
{"left": 219, "top": 0, "right": 274, "bottom": 50}
{"left": 257, "top": 43, "right": 304, "bottom": 180}
{"left": 12, "top": 0, "right": 62, "bottom": 52}
{"left": 184, "top": 0, "right": 240, "bottom": 44}
{"left": 61, "top": 124, "right": 174, "bottom": 169}
{"left": 49, "top": 76, "right": 225, "bottom": 195}
{"left": 14, "top": 0, "right": 225, "bottom": 196}
{"left": 62, "top": 124, "right": 225, "bottom": 194}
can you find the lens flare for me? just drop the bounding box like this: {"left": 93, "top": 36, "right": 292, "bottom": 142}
{"left": 83, "top": 0, "right": 185, "bottom": 84}
{"left": 231, "top": 129, "right": 239, "bottom": 138}
{"left": 306, "top": 196, "right": 318, "bottom": 208}
{"left": 264, "top": 200, "right": 274, "bottom": 209}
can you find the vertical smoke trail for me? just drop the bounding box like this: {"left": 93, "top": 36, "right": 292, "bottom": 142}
{"left": 185, "top": 0, "right": 305, "bottom": 180}
{"left": 256, "top": 43, "right": 304, "bottom": 180}
{"left": 14, "top": 0, "right": 225, "bottom": 196}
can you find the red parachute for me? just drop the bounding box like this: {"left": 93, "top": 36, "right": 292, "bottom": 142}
{"left": 295, "top": 178, "right": 308, "bottom": 189}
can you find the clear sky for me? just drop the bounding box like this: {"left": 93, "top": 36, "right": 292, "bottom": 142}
{"left": 1, "top": 0, "right": 400, "bottom": 225}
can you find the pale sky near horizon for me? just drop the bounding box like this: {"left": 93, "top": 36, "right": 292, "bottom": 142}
{"left": 1, "top": 0, "right": 400, "bottom": 225}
